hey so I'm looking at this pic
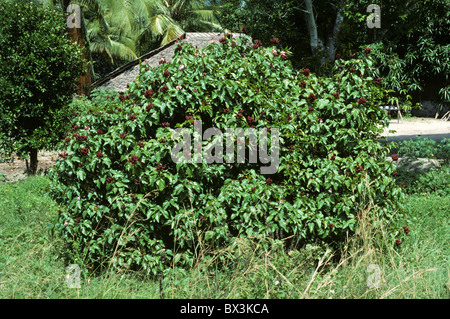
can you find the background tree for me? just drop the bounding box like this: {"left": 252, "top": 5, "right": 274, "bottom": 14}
{"left": 341, "top": 0, "right": 450, "bottom": 116}
{"left": 0, "top": 1, "right": 86, "bottom": 174}
{"left": 219, "top": 0, "right": 450, "bottom": 114}
{"left": 218, "top": 0, "right": 346, "bottom": 71}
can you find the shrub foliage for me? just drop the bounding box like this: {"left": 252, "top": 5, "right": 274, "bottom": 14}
{"left": 49, "top": 35, "right": 407, "bottom": 274}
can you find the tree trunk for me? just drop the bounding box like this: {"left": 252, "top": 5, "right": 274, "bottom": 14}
{"left": 304, "top": 0, "right": 324, "bottom": 54}
{"left": 28, "top": 148, "right": 38, "bottom": 175}
{"left": 64, "top": 1, "right": 93, "bottom": 95}
{"left": 325, "top": 8, "right": 344, "bottom": 62}
{"left": 304, "top": 0, "right": 344, "bottom": 64}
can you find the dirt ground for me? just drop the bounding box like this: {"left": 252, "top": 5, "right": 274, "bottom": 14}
{"left": 1, "top": 117, "right": 449, "bottom": 184}
{"left": 381, "top": 117, "right": 450, "bottom": 142}
{"left": 0, "top": 151, "right": 58, "bottom": 183}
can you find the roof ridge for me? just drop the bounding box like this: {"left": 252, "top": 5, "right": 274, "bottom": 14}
{"left": 89, "top": 32, "right": 249, "bottom": 93}
{"left": 89, "top": 34, "right": 185, "bottom": 91}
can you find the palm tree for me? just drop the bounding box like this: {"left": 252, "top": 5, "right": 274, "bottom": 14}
{"left": 32, "top": 0, "right": 223, "bottom": 78}
{"left": 149, "top": 0, "right": 222, "bottom": 45}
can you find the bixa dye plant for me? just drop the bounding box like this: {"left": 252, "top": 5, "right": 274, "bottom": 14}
{"left": 49, "top": 34, "right": 408, "bottom": 275}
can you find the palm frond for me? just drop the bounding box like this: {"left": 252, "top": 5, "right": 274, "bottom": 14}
{"left": 160, "top": 22, "right": 184, "bottom": 45}
{"left": 190, "top": 9, "right": 221, "bottom": 24}
{"left": 108, "top": 39, "right": 138, "bottom": 60}
{"left": 149, "top": 13, "right": 177, "bottom": 36}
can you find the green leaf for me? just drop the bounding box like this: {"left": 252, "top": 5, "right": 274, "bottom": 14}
{"left": 308, "top": 222, "right": 314, "bottom": 234}
{"left": 76, "top": 170, "right": 86, "bottom": 181}
{"left": 156, "top": 179, "right": 165, "bottom": 191}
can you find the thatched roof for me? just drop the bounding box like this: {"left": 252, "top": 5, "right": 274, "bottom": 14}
{"left": 89, "top": 32, "right": 246, "bottom": 93}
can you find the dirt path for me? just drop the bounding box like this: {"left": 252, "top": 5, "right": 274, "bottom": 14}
{"left": 1, "top": 118, "right": 448, "bottom": 184}
{"left": 380, "top": 117, "right": 450, "bottom": 142}
{"left": 0, "top": 151, "right": 58, "bottom": 183}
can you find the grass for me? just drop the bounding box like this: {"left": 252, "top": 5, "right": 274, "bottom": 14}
{"left": 0, "top": 173, "right": 448, "bottom": 299}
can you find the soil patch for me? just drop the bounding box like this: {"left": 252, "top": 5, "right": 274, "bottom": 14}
{"left": 380, "top": 117, "right": 449, "bottom": 142}
{"left": 0, "top": 151, "right": 58, "bottom": 183}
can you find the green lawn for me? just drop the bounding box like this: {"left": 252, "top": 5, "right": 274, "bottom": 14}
{"left": 0, "top": 174, "right": 448, "bottom": 299}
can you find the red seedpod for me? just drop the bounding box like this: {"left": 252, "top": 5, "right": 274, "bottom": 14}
{"left": 308, "top": 93, "right": 316, "bottom": 101}
{"left": 128, "top": 155, "right": 139, "bottom": 165}
{"left": 270, "top": 37, "right": 280, "bottom": 44}
{"left": 252, "top": 40, "right": 262, "bottom": 49}
{"left": 156, "top": 164, "right": 165, "bottom": 173}
{"left": 58, "top": 152, "right": 68, "bottom": 159}
{"left": 358, "top": 97, "right": 367, "bottom": 105}
{"left": 403, "top": 226, "right": 410, "bottom": 235}
{"left": 144, "top": 89, "right": 154, "bottom": 99}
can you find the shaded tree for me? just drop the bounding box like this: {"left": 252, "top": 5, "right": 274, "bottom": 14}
{"left": 0, "top": 1, "right": 86, "bottom": 174}
{"left": 340, "top": 0, "right": 450, "bottom": 115}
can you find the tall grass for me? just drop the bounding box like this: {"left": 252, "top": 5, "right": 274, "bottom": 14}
{"left": 157, "top": 192, "right": 449, "bottom": 299}
{"left": 0, "top": 175, "right": 448, "bottom": 298}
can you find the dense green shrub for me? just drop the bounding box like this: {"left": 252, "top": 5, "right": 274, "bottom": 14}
{"left": 0, "top": 1, "right": 86, "bottom": 172}
{"left": 411, "top": 166, "right": 450, "bottom": 197}
{"left": 49, "top": 35, "right": 407, "bottom": 274}
{"left": 393, "top": 138, "right": 449, "bottom": 196}
{"left": 398, "top": 137, "right": 450, "bottom": 163}
{"left": 394, "top": 165, "right": 450, "bottom": 197}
